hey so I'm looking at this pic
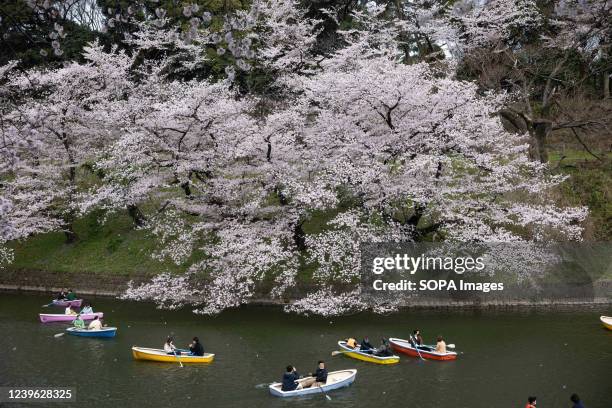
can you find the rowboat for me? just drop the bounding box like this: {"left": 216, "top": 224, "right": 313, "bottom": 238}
{"left": 65, "top": 327, "right": 117, "bottom": 338}
{"left": 51, "top": 299, "right": 83, "bottom": 307}
{"left": 269, "top": 369, "right": 357, "bottom": 397}
{"left": 337, "top": 341, "right": 400, "bottom": 364}
{"left": 389, "top": 337, "right": 457, "bottom": 361}
{"left": 39, "top": 312, "right": 103, "bottom": 323}
{"left": 131, "top": 347, "right": 215, "bottom": 364}
{"left": 601, "top": 316, "right": 612, "bottom": 330}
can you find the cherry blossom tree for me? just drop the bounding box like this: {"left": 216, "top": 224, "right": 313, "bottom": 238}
{"left": 447, "top": 0, "right": 611, "bottom": 162}
{"left": 1, "top": 41, "right": 133, "bottom": 241}
{"left": 1, "top": 0, "right": 594, "bottom": 315}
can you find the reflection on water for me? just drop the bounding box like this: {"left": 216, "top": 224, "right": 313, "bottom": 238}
{"left": 0, "top": 293, "right": 611, "bottom": 408}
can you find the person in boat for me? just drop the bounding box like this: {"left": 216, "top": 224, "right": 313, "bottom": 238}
{"left": 373, "top": 338, "right": 393, "bottom": 357}
{"left": 66, "top": 289, "right": 77, "bottom": 301}
{"left": 88, "top": 315, "right": 102, "bottom": 330}
{"left": 345, "top": 337, "right": 358, "bottom": 349}
{"left": 435, "top": 336, "right": 447, "bottom": 353}
{"left": 359, "top": 336, "right": 374, "bottom": 353}
{"left": 302, "top": 361, "right": 328, "bottom": 388}
{"left": 411, "top": 330, "right": 423, "bottom": 346}
{"left": 56, "top": 289, "right": 67, "bottom": 300}
{"left": 73, "top": 314, "right": 85, "bottom": 329}
{"left": 80, "top": 303, "right": 93, "bottom": 315}
{"left": 281, "top": 365, "right": 300, "bottom": 391}
{"left": 525, "top": 396, "right": 537, "bottom": 408}
{"left": 570, "top": 393, "right": 585, "bottom": 408}
{"left": 164, "top": 337, "right": 178, "bottom": 354}
{"left": 188, "top": 337, "right": 204, "bottom": 356}
{"left": 65, "top": 306, "right": 77, "bottom": 315}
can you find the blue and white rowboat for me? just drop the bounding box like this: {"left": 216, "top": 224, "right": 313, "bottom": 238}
{"left": 65, "top": 327, "right": 117, "bottom": 338}
{"left": 269, "top": 369, "right": 357, "bottom": 398}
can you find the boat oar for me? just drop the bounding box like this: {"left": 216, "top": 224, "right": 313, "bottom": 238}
{"left": 42, "top": 302, "right": 55, "bottom": 308}
{"left": 331, "top": 350, "right": 355, "bottom": 356}
{"left": 173, "top": 351, "right": 183, "bottom": 368}
{"left": 54, "top": 332, "right": 65, "bottom": 338}
{"left": 411, "top": 336, "right": 426, "bottom": 361}
{"left": 317, "top": 384, "right": 332, "bottom": 401}
{"left": 447, "top": 344, "right": 456, "bottom": 349}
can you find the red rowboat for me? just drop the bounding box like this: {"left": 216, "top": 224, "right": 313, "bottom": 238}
{"left": 388, "top": 337, "right": 457, "bottom": 361}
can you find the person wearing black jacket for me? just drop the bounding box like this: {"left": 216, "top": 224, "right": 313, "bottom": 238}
{"left": 281, "top": 365, "right": 300, "bottom": 391}
{"left": 360, "top": 336, "right": 374, "bottom": 353}
{"left": 302, "top": 361, "right": 328, "bottom": 388}
{"left": 188, "top": 337, "right": 204, "bottom": 356}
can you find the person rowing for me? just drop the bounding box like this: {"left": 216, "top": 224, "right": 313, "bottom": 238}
{"left": 302, "top": 361, "right": 328, "bottom": 388}
{"left": 281, "top": 365, "right": 301, "bottom": 391}
{"left": 73, "top": 314, "right": 85, "bottom": 329}
{"left": 410, "top": 329, "right": 423, "bottom": 347}
{"left": 409, "top": 329, "right": 423, "bottom": 350}
{"left": 164, "top": 337, "right": 178, "bottom": 355}
{"left": 88, "top": 315, "right": 102, "bottom": 331}
{"left": 188, "top": 337, "right": 204, "bottom": 356}
{"left": 66, "top": 289, "right": 77, "bottom": 301}
{"left": 359, "top": 336, "right": 374, "bottom": 354}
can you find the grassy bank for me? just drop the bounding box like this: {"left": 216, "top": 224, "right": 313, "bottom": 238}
{"left": 6, "top": 210, "right": 186, "bottom": 277}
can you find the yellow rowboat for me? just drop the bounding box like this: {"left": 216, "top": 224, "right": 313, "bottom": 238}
{"left": 600, "top": 316, "right": 612, "bottom": 330}
{"left": 131, "top": 346, "right": 214, "bottom": 364}
{"left": 336, "top": 341, "right": 400, "bottom": 364}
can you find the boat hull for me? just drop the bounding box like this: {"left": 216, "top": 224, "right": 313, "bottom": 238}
{"left": 66, "top": 327, "right": 117, "bottom": 338}
{"left": 39, "top": 312, "right": 103, "bottom": 323}
{"left": 131, "top": 347, "right": 215, "bottom": 364}
{"left": 389, "top": 337, "right": 457, "bottom": 361}
{"left": 337, "top": 341, "right": 399, "bottom": 364}
{"left": 269, "top": 369, "right": 357, "bottom": 397}
{"left": 52, "top": 299, "right": 83, "bottom": 307}
{"left": 601, "top": 316, "right": 612, "bottom": 330}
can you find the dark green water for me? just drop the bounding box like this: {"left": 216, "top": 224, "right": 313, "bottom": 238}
{"left": 0, "top": 293, "right": 610, "bottom": 407}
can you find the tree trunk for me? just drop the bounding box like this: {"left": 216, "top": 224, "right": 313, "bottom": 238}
{"left": 127, "top": 204, "right": 146, "bottom": 227}
{"left": 530, "top": 120, "right": 552, "bottom": 163}
{"left": 293, "top": 221, "right": 306, "bottom": 250}
{"left": 180, "top": 181, "right": 192, "bottom": 197}
{"left": 604, "top": 71, "right": 610, "bottom": 99}
{"left": 64, "top": 221, "right": 77, "bottom": 243}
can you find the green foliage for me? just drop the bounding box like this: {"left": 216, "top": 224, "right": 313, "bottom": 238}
{"left": 0, "top": 0, "right": 100, "bottom": 68}
{"left": 551, "top": 150, "right": 612, "bottom": 240}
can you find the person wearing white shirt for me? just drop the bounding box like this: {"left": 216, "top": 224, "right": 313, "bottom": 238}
{"left": 164, "top": 337, "right": 177, "bottom": 354}
{"left": 88, "top": 316, "right": 102, "bottom": 330}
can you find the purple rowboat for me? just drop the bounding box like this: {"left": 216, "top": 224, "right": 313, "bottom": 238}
{"left": 39, "top": 312, "right": 103, "bottom": 323}
{"left": 51, "top": 299, "right": 83, "bottom": 307}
